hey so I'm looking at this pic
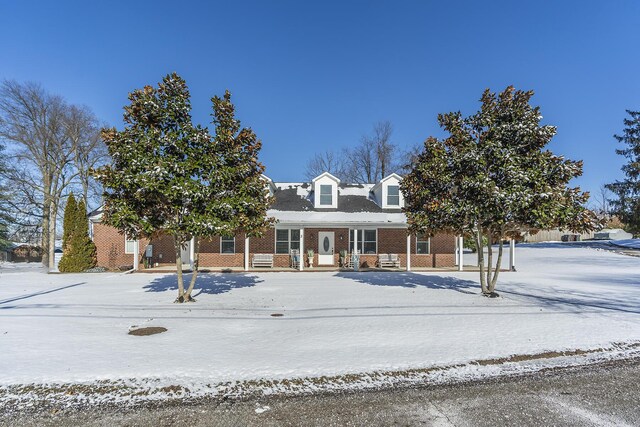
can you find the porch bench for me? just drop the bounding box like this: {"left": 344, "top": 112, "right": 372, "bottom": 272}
{"left": 378, "top": 253, "right": 400, "bottom": 268}
{"left": 252, "top": 253, "right": 274, "bottom": 268}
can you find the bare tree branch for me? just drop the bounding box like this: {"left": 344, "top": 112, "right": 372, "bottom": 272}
{"left": 342, "top": 120, "right": 401, "bottom": 183}
{"left": 305, "top": 150, "right": 344, "bottom": 181}
{"left": 0, "top": 80, "right": 108, "bottom": 267}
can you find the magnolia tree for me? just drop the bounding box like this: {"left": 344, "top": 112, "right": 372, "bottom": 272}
{"left": 402, "top": 86, "right": 599, "bottom": 296}
{"left": 94, "top": 73, "right": 273, "bottom": 302}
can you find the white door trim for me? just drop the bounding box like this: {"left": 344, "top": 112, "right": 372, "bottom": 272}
{"left": 317, "top": 232, "right": 334, "bottom": 265}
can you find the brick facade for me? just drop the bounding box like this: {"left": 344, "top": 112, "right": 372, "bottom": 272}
{"left": 146, "top": 234, "right": 174, "bottom": 265}
{"left": 199, "top": 235, "right": 246, "bottom": 268}
{"left": 92, "top": 223, "right": 456, "bottom": 270}
{"left": 93, "top": 223, "right": 142, "bottom": 270}
{"left": 409, "top": 233, "right": 456, "bottom": 268}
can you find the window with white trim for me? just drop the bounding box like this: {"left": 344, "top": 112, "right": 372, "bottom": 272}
{"left": 125, "top": 236, "right": 135, "bottom": 254}
{"left": 319, "top": 184, "right": 332, "bottom": 205}
{"left": 275, "top": 229, "right": 300, "bottom": 254}
{"left": 349, "top": 229, "right": 377, "bottom": 254}
{"left": 221, "top": 236, "right": 235, "bottom": 254}
{"left": 387, "top": 185, "right": 400, "bottom": 206}
{"left": 416, "top": 234, "right": 430, "bottom": 254}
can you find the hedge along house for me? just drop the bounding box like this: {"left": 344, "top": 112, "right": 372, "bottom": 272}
{"left": 89, "top": 172, "right": 460, "bottom": 272}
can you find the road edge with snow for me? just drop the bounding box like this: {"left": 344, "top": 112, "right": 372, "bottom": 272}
{"left": 2, "top": 341, "right": 639, "bottom": 415}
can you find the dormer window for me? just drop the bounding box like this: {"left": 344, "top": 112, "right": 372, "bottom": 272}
{"left": 387, "top": 185, "right": 400, "bottom": 206}
{"left": 311, "top": 172, "right": 340, "bottom": 209}
{"left": 372, "top": 173, "right": 404, "bottom": 208}
{"left": 320, "top": 185, "right": 332, "bottom": 205}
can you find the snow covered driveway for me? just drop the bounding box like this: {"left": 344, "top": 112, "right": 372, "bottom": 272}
{"left": 0, "top": 243, "right": 639, "bottom": 388}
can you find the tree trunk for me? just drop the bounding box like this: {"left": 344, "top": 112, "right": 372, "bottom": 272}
{"left": 489, "top": 237, "right": 504, "bottom": 293}
{"left": 41, "top": 182, "right": 52, "bottom": 268}
{"left": 485, "top": 233, "right": 493, "bottom": 294}
{"left": 476, "top": 228, "right": 488, "bottom": 294}
{"left": 48, "top": 199, "right": 57, "bottom": 271}
{"left": 82, "top": 180, "right": 89, "bottom": 209}
{"left": 41, "top": 199, "right": 50, "bottom": 268}
{"left": 183, "top": 237, "right": 200, "bottom": 302}
{"left": 173, "top": 235, "right": 185, "bottom": 302}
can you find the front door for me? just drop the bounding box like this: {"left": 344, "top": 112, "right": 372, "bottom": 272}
{"left": 318, "top": 232, "right": 334, "bottom": 265}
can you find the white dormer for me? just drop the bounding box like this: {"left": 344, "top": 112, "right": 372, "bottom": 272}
{"left": 261, "top": 174, "right": 277, "bottom": 197}
{"left": 372, "top": 173, "right": 404, "bottom": 209}
{"left": 311, "top": 172, "right": 340, "bottom": 209}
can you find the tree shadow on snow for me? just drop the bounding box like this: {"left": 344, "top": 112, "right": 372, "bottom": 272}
{"left": 530, "top": 255, "right": 638, "bottom": 268}
{"left": 142, "top": 273, "right": 262, "bottom": 297}
{"left": 499, "top": 277, "right": 640, "bottom": 315}
{"left": 335, "top": 271, "right": 478, "bottom": 294}
{"left": 0, "top": 282, "right": 88, "bottom": 306}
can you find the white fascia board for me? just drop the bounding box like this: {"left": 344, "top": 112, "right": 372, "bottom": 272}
{"left": 261, "top": 174, "right": 277, "bottom": 194}
{"left": 89, "top": 212, "right": 103, "bottom": 223}
{"left": 311, "top": 171, "right": 341, "bottom": 184}
{"left": 274, "top": 221, "right": 408, "bottom": 229}
{"left": 268, "top": 210, "right": 407, "bottom": 228}
{"left": 371, "top": 173, "right": 403, "bottom": 192}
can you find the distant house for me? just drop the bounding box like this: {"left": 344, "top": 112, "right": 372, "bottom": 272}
{"left": 89, "top": 173, "right": 456, "bottom": 271}
{"left": 1, "top": 243, "right": 43, "bottom": 263}
{"left": 594, "top": 228, "right": 633, "bottom": 240}
{"left": 523, "top": 229, "right": 596, "bottom": 243}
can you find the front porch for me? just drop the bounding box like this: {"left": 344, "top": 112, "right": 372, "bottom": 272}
{"left": 136, "top": 264, "right": 500, "bottom": 274}
{"left": 131, "top": 228, "right": 518, "bottom": 273}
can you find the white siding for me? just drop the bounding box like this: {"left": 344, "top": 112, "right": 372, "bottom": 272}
{"left": 312, "top": 173, "right": 339, "bottom": 209}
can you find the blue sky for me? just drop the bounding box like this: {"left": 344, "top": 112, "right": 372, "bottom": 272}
{"left": 1, "top": 1, "right": 639, "bottom": 198}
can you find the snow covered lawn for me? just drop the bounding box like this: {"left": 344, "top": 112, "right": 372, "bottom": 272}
{"left": 0, "top": 243, "right": 639, "bottom": 399}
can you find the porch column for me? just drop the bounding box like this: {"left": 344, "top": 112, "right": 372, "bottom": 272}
{"left": 509, "top": 238, "right": 516, "bottom": 271}
{"left": 353, "top": 228, "right": 358, "bottom": 253}
{"left": 458, "top": 236, "right": 464, "bottom": 271}
{"left": 244, "top": 235, "right": 250, "bottom": 271}
{"left": 299, "top": 228, "right": 304, "bottom": 271}
{"left": 406, "top": 233, "right": 411, "bottom": 271}
{"left": 133, "top": 240, "right": 140, "bottom": 271}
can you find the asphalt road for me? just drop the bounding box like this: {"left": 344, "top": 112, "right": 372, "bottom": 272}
{"left": 3, "top": 359, "right": 639, "bottom": 427}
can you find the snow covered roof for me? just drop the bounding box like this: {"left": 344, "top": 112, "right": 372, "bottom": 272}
{"left": 270, "top": 181, "right": 406, "bottom": 226}
{"left": 88, "top": 179, "right": 407, "bottom": 226}
{"left": 594, "top": 229, "right": 633, "bottom": 241}
{"left": 6, "top": 242, "right": 31, "bottom": 250}
{"left": 271, "top": 183, "right": 400, "bottom": 212}
{"left": 88, "top": 209, "right": 103, "bottom": 223}
{"left": 268, "top": 210, "right": 406, "bottom": 226}
{"left": 4, "top": 242, "right": 45, "bottom": 251}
